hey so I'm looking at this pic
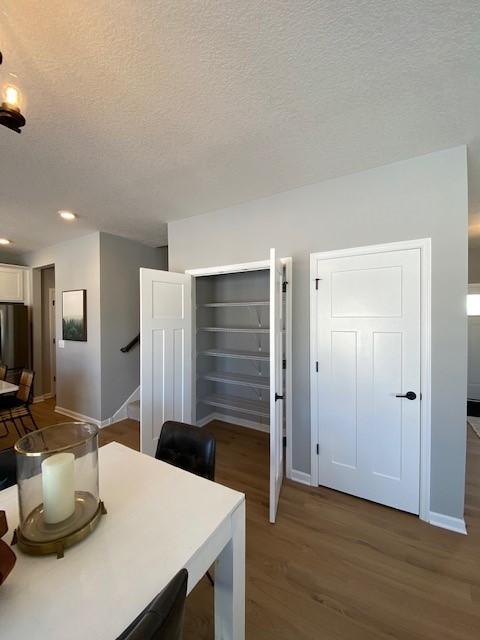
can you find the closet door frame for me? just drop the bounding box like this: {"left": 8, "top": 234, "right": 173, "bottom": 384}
{"left": 186, "top": 256, "right": 293, "bottom": 480}
{"left": 309, "top": 238, "right": 432, "bottom": 523}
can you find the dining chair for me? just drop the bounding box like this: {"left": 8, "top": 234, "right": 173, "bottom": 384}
{"left": 0, "top": 447, "right": 16, "bottom": 491}
{"left": 0, "top": 369, "right": 37, "bottom": 438}
{"left": 0, "top": 363, "right": 9, "bottom": 438}
{"left": 155, "top": 421, "right": 216, "bottom": 586}
{"left": 155, "top": 420, "right": 216, "bottom": 481}
{"left": 116, "top": 568, "right": 188, "bottom": 640}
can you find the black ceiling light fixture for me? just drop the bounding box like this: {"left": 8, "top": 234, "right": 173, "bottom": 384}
{"left": 0, "top": 51, "right": 26, "bottom": 133}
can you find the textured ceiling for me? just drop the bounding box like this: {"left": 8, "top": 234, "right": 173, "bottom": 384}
{"left": 1, "top": 1, "right": 480, "bottom": 255}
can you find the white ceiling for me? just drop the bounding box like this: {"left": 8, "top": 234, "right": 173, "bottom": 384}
{"left": 1, "top": 1, "right": 480, "bottom": 255}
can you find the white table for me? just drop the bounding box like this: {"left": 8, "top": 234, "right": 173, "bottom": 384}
{"left": 0, "top": 380, "right": 18, "bottom": 395}
{"left": 0, "top": 442, "right": 246, "bottom": 640}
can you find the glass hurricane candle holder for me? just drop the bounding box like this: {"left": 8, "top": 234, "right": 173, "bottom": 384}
{"left": 14, "top": 422, "right": 106, "bottom": 558}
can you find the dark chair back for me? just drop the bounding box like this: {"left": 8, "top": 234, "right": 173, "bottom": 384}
{"left": 116, "top": 568, "right": 188, "bottom": 640}
{"left": 0, "top": 364, "right": 6, "bottom": 382}
{"left": 0, "top": 448, "right": 16, "bottom": 491}
{"left": 155, "top": 421, "right": 216, "bottom": 481}
{"left": 16, "top": 369, "right": 35, "bottom": 404}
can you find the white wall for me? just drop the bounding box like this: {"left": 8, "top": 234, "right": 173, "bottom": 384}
{"left": 23, "top": 232, "right": 167, "bottom": 422}
{"left": 168, "top": 146, "right": 468, "bottom": 520}
{"left": 23, "top": 233, "right": 102, "bottom": 419}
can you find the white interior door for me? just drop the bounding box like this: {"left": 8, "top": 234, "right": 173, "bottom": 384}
{"left": 140, "top": 268, "right": 192, "bottom": 457}
{"left": 313, "top": 248, "right": 421, "bottom": 514}
{"left": 269, "top": 248, "right": 284, "bottom": 523}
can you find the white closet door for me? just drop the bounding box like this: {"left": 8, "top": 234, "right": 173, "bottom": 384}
{"left": 269, "top": 248, "right": 284, "bottom": 523}
{"left": 313, "top": 248, "right": 421, "bottom": 514}
{"left": 140, "top": 268, "right": 192, "bottom": 457}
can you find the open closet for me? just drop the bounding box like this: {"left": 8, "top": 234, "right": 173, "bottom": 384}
{"left": 194, "top": 269, "right": 273, "bottom": 430}
{"left": 140, "top": 249, "right": 292, "bottom": 522}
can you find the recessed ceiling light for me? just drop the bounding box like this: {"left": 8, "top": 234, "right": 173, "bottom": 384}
{"left": 0, "top": 238, "right": 12, "bottom": 245}
{"left": 58, "top": 210, "right": 77, "bottom": 221}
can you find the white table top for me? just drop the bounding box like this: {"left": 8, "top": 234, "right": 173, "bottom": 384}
{"left": 0, "top": 442, "right": 245, "bottom": 640}
{"left": 0, "top": 380, "right": 18, "bottom": 395}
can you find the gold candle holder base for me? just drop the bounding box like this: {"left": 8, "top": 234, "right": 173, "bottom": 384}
{"left": 13, "top": 500, "right": 107, "bottom": 559}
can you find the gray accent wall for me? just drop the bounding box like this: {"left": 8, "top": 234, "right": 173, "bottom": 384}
{"left": 99, "top": 233, "right": 167, "bottom": 420}
{"left": 0, "top": 253, "right": 25, "bottom": 265}
{"left": 168, "top": 146, "right": 469, "bottom": 520}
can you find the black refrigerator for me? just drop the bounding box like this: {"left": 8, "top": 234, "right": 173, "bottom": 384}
{"left": 0, "top": 304, "right": 29, "bottom": 370}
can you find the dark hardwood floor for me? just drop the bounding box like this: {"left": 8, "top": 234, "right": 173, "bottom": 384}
{"left": 3, "top": 400, "right": 480, "bottom": 639}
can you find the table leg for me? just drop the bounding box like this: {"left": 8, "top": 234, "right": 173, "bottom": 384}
{"left": 214, "top": 500, "right": 245, "bottom": 640}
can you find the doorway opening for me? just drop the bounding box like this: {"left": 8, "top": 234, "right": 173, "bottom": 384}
{"left": 467, "top": 284, "right": 480, "bottom": 431}
{"left": 32, "top": 265, "right": 56, "bottom": 402}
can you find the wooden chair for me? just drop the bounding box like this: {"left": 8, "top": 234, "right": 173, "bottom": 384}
{"left": 0, "top": 363, "right": 7, "bottom": 382}
{"left": 0, "top": 447, "right": 16, "bottom": 490}
{"left": 0, "top": 369, "right": 37, "bottom": 438}
{"left": 116, "top": 568, "right": 188, "bottom": 640}
{"left": 0, "top": 510, "right": 16, "bottom": 586}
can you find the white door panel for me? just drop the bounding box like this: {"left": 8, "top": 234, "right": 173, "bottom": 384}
{"left": 269, "top": 248, "right": 284, "bottom": 523}
{"left": 331, "top": 266, "right": 402, "bottom": 317}
{"left": 141, "top": 269, "right": 192, "bottom": 457}
{"left": 314, "top": 249, "right": 421, "bottom": 514}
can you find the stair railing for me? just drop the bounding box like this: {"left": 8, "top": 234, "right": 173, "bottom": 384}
{"left": 120, "top": 333, "right": 140, "bottom": 353}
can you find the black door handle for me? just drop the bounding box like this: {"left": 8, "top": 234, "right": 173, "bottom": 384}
{"left": 395, "top": 391, "right": 417, "bottom": 400}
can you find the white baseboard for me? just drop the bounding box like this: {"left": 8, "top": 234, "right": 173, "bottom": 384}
{"left": 290, "top": 469, "right": 312, "bottom": 486}
{"left": 429, "top": 511, "right": 467, "bottom": 535}
{"left": 55, "top": 406, "right": 108, "bottom": 429}
{"left": 109, "top": 386, "right": 140, "bottom": 425}
{"left": 196, "top": 413, "right": 214, "bottom": 427}
{"left": 196, "top": 412, "right": 269, "bottom": 433}
{"left": 56, "top": 387, "right": 140, "bottom": 430}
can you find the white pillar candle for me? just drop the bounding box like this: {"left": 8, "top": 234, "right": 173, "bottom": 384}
{"left": 41, "top": 453, "right": 75, "bottom": 524}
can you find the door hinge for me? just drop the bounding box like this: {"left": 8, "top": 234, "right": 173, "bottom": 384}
{"left": 315, "top": 361, "right": 318, "bottom": 372}
{"left": 316, "top": 444, "right": 319, "bottom": 455}
{"left": 282, "top": 359, "right": 286, "bottom": 370}
{"left": 275, "top": 393, "right": 284, "bottom": 401}
{"left": 53, "top": 376, "right": 56, "bottom": 382}
{"left": 53, "top": 338, "right": 56, "bottom": 344}
{"left": 315, "top": 278, "right": 321, "bottom": 290}
{"left": 282, "top": 281, "right": 288, "bottom": 293}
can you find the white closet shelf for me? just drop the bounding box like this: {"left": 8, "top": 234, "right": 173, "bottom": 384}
{"left": 199, "top": 327, "right": 269, "bottom": 333}
{"left": 202, "top": 301, "right": 269, "bottom": 307}
{"left": 201, "top": 371, "right": 269, "bottom": 389}
{"left": 201, "top": 394, "right": 270, "bottom": 418}
{"left": 199, "top": 348, "right": 270, "bottom": 361}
